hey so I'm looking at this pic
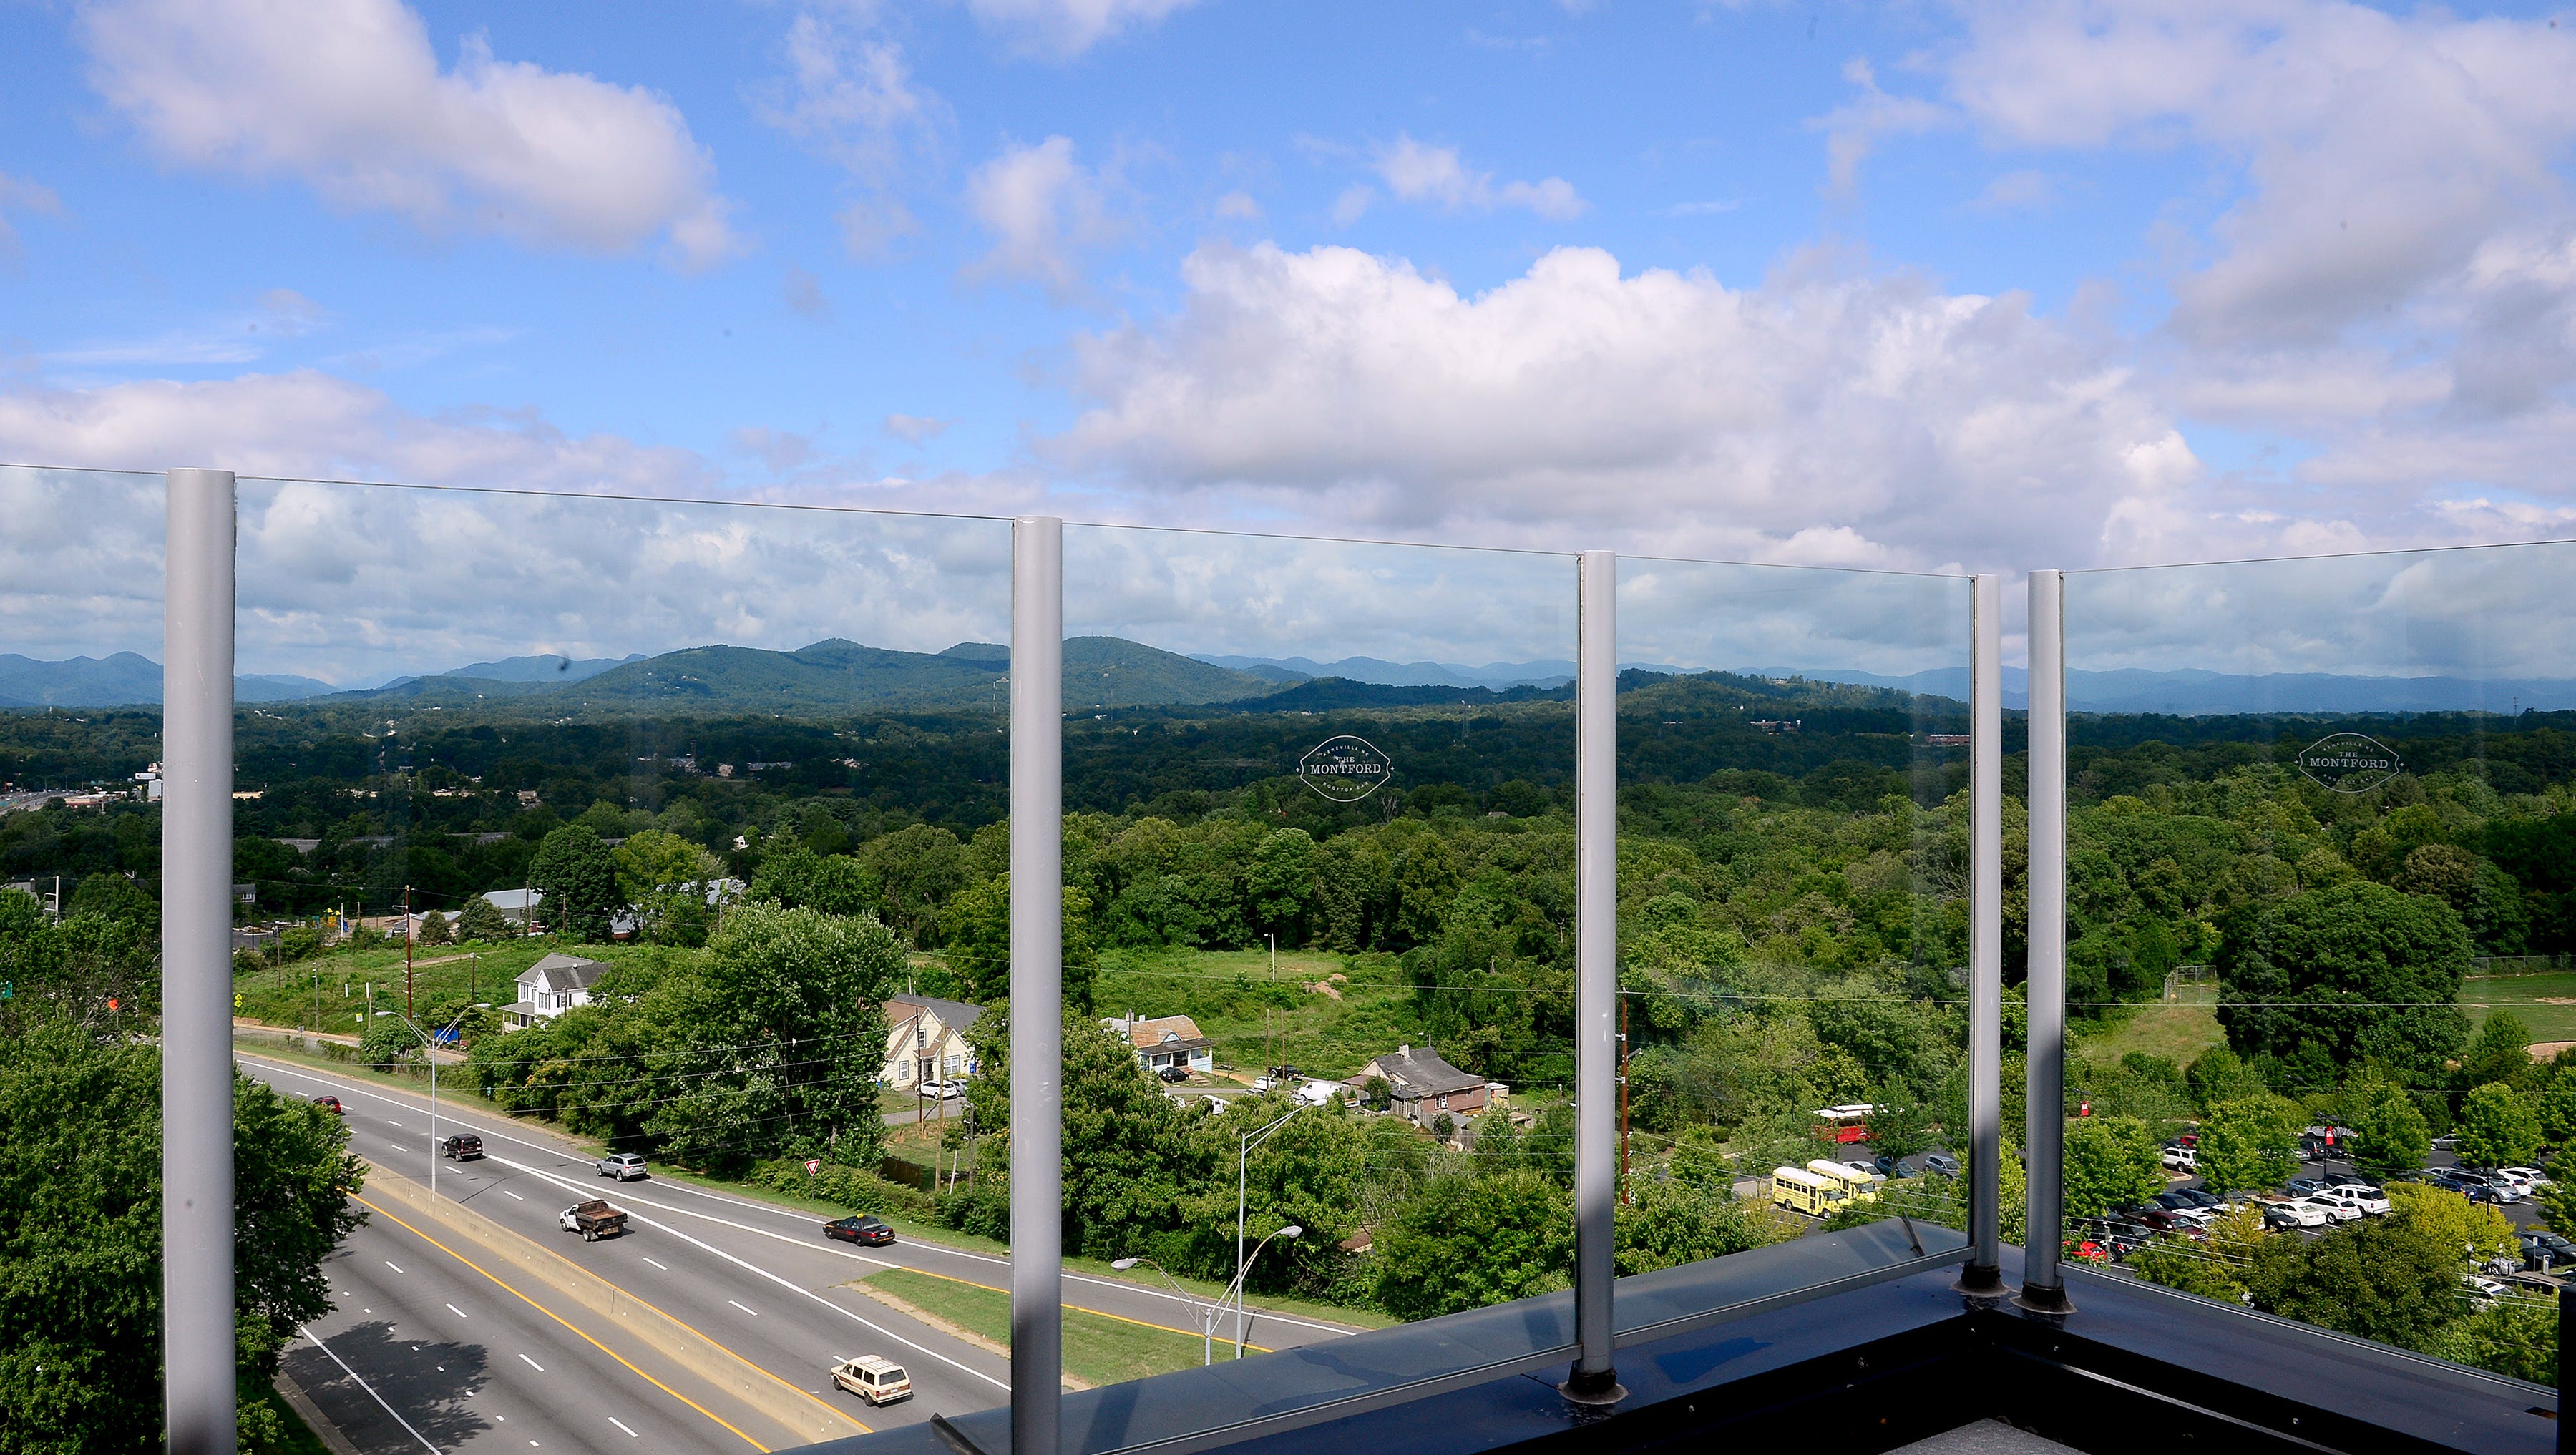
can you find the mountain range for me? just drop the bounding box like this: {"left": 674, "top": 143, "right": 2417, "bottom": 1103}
{"left": 1191, "top": 652, "right": 1575, "bottom": 691}
{"left": 12, "top": 642, "right": 2574, "bottom": 719}
{"left": 0, "top": 652, "right": 337, "bottom": 708}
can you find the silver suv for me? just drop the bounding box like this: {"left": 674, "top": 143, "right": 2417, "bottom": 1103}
{"left": 597, "top": 1152, "right": 648, "bottom": 1181}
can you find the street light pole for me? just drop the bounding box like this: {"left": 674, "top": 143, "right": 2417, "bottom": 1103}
{"left": 1235, "top": 1105, "right": 1299, "bottom": 1351}
{"left": 1224, "top": 1224, "right": 1303, "bottom": 1360}
{"left": 1110, "top": 1257, "right": 1219, "bottom": 1365}
{"left": 403, "top": 1009, "right": 468, "bottom": 1203}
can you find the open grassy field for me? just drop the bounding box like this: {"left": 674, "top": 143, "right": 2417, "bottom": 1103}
{"left": 230, "top": 938, "right": 677, "bottom": 1032}
{"left": 1091, "top": 946, "right": 1423, "bottom": 1081}
{"left": 2076, "top": 996, "right": 2226, "bottom": 1069}
{"left": 2464, "top": 972, "right": 2576, "bottom": 1044}
{"left": 862, "top": 1267, "right": 1241, "bottom": 1385}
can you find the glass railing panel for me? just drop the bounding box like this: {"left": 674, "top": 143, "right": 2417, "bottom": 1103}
{"left": 1060, "top": 522, "right": 1579, "bottom": 1358}
{"left": 2060, "top": 542, "right": 2573, "bottom": 1386}
{"left": 0, "top": 464, "right": 170, "bottom": 1004}
{"left": 0, "top": 466, "right": 180, "bottom": 1450}
{"left": 1612, "top": 558, "right": 1979, "bottom": 1278}
{"left": 226, "top": 476, "right": 1020, "bottom": 1439}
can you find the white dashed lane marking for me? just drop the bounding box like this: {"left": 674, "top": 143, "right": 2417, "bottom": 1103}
{"left": 519, "top": 1353, "right": 544, "bottom": 1372}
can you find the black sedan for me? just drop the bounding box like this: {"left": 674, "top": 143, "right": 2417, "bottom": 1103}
{"left": 825, "top": 1215, "right": 896, "bottom": 1246}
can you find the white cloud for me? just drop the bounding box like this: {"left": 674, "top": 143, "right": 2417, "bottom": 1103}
{"left": 1814, "top": 58, "right": 1951, "bottom": 196}
{"left": 965, "top": 0, "right": 1201, "bottom": 57}
{"left": 1048, "top": 240, "right": 2207, "bottom": 572}
{"left": 77, "top": 0, "right": 742, "bottom": 268}
{"left": 0, "top": 370, "right": 711, "bottom": 494}
{"left": 1372, "top": 137, "right": 1587, "bottom": 220}
{"left": 963, "top": 136, "right": 1118, "bottom": 295}
{"left": 1969, "top": 169, "right": 2054, "bottom": 213}
{"left": 1214, "top": 190, "right": 1262, "bottom": 222}
{"left": 1934, "top": 0, "right": 2576, "bottom": 347}
{"left": 885, "top": 413, "right": 954, "bottom": 444}
{"left": 0, "top": 172, "right": 62, "bottom": 261}
{"left": 1330, "top": 185, "right": 1375, "bottom": 227}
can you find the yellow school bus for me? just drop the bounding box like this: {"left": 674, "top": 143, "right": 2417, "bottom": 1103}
{"left": 1771, "top": 1165, "right": 1850, "bottom": 1217}
{"left": 1807, "top": 1158, "right": 1883, "bottom": 1203}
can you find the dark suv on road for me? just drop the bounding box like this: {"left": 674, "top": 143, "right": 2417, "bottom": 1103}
{"left": 440, "top": 1133, "right": 483, "bottom": 1160}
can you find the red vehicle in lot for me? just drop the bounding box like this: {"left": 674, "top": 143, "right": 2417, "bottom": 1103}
{"left": 311, "top": 1095, "right": 342, "bottom": 1114}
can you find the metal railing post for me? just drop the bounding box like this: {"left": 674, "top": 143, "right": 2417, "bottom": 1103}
{"left": 1010, "top": 516, "right": 1065, "bottom": 1455}
{"left": 1957, "top": 574, "right": 2007, "bottom": 1297}
{"left": 1565, "top": 549, "right": 1624, "bottom": 1403}
{"left": 164, "top": 468, "right": 238, "bottom": 1455}
{"left": 2019, "top": 568, "right": 2072, "bottom": 1314}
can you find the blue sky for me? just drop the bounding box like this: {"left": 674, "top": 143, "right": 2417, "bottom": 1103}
{"left": 5, "top": 0, "right": 2576, "bottom": 592}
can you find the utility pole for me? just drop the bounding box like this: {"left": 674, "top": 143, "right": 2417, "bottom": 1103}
{"left": 1267, "top": 931, "right": 1278, "bottom": 1081}
{"left": 403, "top": 883, "right": 414, "bottom": 1017}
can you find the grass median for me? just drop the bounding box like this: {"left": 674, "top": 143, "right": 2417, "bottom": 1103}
{"left": 864, "top": 1268, "right": 1244, "bottom": 1386}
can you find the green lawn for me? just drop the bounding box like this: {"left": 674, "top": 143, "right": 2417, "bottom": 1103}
{"left": 231, "top": 938, "right": 673, "bottom": 1033}
{"left": 2076, "top": 1001, "right": 2225, "bottom": 1069}
{"left": 1092, "top": 946, "right": 1421, "bottom": 1081}
{"left": 2464, "top": 973, "right": 2576, "bottom": 1044}
{"left": 863, "top": 1268, "right": 1242, "bottom": 1385}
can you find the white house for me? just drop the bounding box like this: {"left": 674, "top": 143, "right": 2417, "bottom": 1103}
{"left": 880, "top": 994, "right": 984, "bottom": 1090}
{"left": 1103, "top": 1011, "right": 1215, "bottom": 1076}
{"left": 504, "top": 952, "right": 607, "bottom": 1029}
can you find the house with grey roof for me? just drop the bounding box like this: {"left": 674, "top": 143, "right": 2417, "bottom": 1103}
{"left": 504, "top": 952, "right": 608, "bottom": 1029}
{"left": 1345, "top": 1043, "right": 1499, "bottom": 1129}
{"left": 882, "top": 993, "right": 985, "bottom": 1089}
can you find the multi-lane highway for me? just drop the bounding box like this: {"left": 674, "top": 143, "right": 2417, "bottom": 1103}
{"left": 241, "top": 1052, "right": 1365, "bottom": 1455}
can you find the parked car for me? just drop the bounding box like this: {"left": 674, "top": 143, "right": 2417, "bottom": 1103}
{"left": 2465, "top": 1275, "right": 2510, "bottom": 1308}
{"left": 597, "top": 1152, "right": 648, "bottom": 1181}
{"left": 831, "top": 1356, "right": 912, "bottom": 1405}
{"left": 2262, "top": 1199, "right": 2329, "bottom": 1228}
{"left": 2161, "top": 1145, "right": 2197, "bottom": 1170}
{"left": 2490, "top": 1168, "right": 2540, "bottom": 1197}
{"left": 913, "top": 1079, "right": 960, "bottom": 1099}
{"left": 2133, "top": 1207, "right": 2203, "bottom": 1238}
{"left": 1266, "top": 1064, "right": 1307, "bottom": 1080}
{"left": 2462, "top": 1182, "right": 2517, "bottom": 1206}
{"left": 2501, "top": 1166, "right": 2553, "bottom": 1191}
{"left": 2283, "top": 1177, "right": 2329, "bottom": 1197}
{"left": 1923, "top": 1153, "right": 1961, "bottom": 1177}
{"left": 2296, "top": 1195, "right": 2361, "bottom": 1223}
{"left": 824, "top": 1215, "right": 895, "bottom": 1246}
{"left": 2521, "top": 1231, "right": 2576, "bottom": 1270}
{"left": 2171, "top": 1188, "right": 2225, "bottom": 1210}
{"left": 2150, "top": 1192, "right": 2197, "bottom": 1212}
{"left": 1157, "top": 1066, "right": 1191, "bottom": 1083}
{"left": 1873, "top": 1153, "right": 1917, "bottom": 1177}
{"left": 311, "top": 1095, "right": 342, "bottom": 1114}
{"left": 440, "top": 1133, "right": 483, "bottom": 1160}
{"left": 2325, "top": 1183, "right": 2389, "bottom": 1215}
{"left": 560, "top": 1199, "right": 628, "bottom": 1240}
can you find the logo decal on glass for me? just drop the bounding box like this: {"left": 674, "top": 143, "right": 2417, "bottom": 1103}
{"left": 1299, "top": 735, "right": 1394, "bottom": 802}
{"left": 2295, "top": 732, "right": 2402, "bottom": 794}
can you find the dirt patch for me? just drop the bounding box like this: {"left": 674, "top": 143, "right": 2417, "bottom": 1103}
{"left": 2532, "top": 1042, "right": 2576, "bottom": 1061}
{"left": 2532, "top": 999, "right": 2576, "bottom": 1006}
{"left": 1305, "top": 981, "right": 1343, "bottom": 1000}
{"left": 850, "top": 1279, "right": 1090, "bottom": 1390}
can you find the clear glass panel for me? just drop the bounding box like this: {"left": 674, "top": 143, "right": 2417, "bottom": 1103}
{"left": 0, "top": 465, "right": 168, "bottom": 1006}
{"left": 1063, "top": 522, "right": 1579, "bottom": 1350}
{"left": 225, "top": 477, "right": 1024, "bottom": 1438}
{"left": 2061, "top": 544, "right": 2570, "bottom": 1383}
{"left": 1613, "top": 559, "right": 1979, "bottom": 1271}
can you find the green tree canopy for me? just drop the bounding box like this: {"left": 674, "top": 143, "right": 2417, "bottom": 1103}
{"left": 2245, "top": 1213, "right": 2467, "bottom": 1351}
{"left": 2061, "top": 1114, "right": 2166, "bottom": 1218}
{"left": 528, "top": 825, "right": 619, "bottom": 941}
{"left": 2346, "top": 1078, "right": 2433, "bottom": 1182}
{"left": 0, "top": 1025, "right": 363, "bottom": 1454}
{"left": 454, "top": 894, "right": 512, "bottom": 943}
{"left": 1373, "top": 1170, "right": 1571, "bottom": 1320}
{"left": 2195, "top": 1094, "right": 2304, "bottom": 1195}
{"left": 2218, "top": 881, "right": 2472, "bottom": 1085}
{"left": 2454, "top": 1082, "right": 2543, "bottom": 1171}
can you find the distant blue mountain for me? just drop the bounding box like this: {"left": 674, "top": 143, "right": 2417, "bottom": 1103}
{"left": 1745, "top": 665, "right": 2576, "bottom": 715}
{"left": 1191, "top": 652, "right": 1576, "bottom": 692}
{"left": 435, "top": 652, "right": 646, "bottom": 684}
{"left": 0, "top": 652, "right": 338, "bottom": 707}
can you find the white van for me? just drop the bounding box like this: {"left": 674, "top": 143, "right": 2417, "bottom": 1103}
{"left": 831, "top": 1356, "right": 912, "bottom": 1405}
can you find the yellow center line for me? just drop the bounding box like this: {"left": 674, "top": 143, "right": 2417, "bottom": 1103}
{"left": 354, "top": 1192, "right": 861, "bottom": 1449}
{"left": 873, "top": 1265, "right": 1273, "bottom": 1353}
{"left": 366, "top": 1181, "right": 865, "bottom": 1439}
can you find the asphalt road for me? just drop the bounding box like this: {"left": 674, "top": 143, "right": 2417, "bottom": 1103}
{"left": 286, "top": 1211, "right": 753, "bottom": 1455}
{"left": 240, "top": 1052, "right": 1365, "bottom": 1451}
